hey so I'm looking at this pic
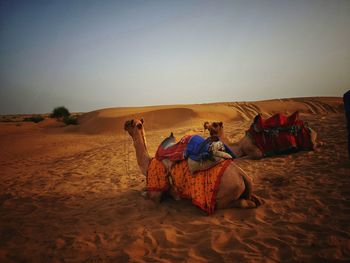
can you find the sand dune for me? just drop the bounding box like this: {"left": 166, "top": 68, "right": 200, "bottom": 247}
{"left": 0, "top": 97, "right": 349, "bottom": 262}
{"left": 66, "top": 97, "right": 343, "bottom": 135}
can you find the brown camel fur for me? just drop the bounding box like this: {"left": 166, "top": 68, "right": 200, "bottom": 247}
{"left": 124, "top": 118, "right": 261, "bottom": 210}
{"left": 203, "top": 120, "right": 322, "bottom": 160}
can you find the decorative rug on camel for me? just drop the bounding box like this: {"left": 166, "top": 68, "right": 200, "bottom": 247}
{"left": 147, "top": 158, "right": 232, "bottom": 214}
{"left": 247, "top": 111, "right": 313, "bottom": 157}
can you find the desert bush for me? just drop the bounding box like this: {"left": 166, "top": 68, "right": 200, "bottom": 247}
{"left": 63, "top": 116, "right": 78, "bottom": 125}
{"left": 50, "top": 106, "right": 70, "bottom": 119}
{"left": 23, "top": 115, "right": 45, "bottom": 123}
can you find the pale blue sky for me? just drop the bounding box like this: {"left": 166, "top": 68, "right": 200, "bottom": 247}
{"left": 1, "top": 0, "right": 350, "bottom": 114}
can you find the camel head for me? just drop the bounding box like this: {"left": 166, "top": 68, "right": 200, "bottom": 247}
{"left": 124, "top": 118, "right": 145, "bottom": 137}
{"left": 204, "top": 121, "right": 223, "bottom": 137}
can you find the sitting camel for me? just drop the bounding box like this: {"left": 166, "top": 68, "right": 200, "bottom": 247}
{"left": 204, "top": 121, "right": 264, "bottom": 159}
{"left": 204, "top": 112, "right": 322, "bottom": 159}
{"left": 124, "top": 118, "right": 261, "bottom": 214}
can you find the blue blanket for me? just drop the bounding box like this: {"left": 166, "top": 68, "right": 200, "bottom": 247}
{"left": 185, "top": 135, "right": 235, "bottom": 161}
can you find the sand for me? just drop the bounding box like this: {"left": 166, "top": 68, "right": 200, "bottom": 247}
{"left": 0, "top": 97, "right": 349, "bottom": 262}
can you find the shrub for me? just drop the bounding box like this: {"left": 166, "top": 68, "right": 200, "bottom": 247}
{"left": 50, "top": 106, "right": 70, "bottom": 119}
{"left": 63, "top": 116, "right": 78, "bottom": 125}
{"left": 23, "top": 115, "right": 45, "bottom": 123}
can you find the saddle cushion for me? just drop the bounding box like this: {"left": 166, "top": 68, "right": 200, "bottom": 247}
{"left": 146, "top": 158, "right": 232, "bottom": 214}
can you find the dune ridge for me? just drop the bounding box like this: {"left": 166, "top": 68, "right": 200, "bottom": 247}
{"left": 67, "top": 97, "right": 343, "bottom": 134}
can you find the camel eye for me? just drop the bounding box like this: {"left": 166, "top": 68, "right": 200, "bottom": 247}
{"left": 136, "top": 123, "right": 142, "bottom": 129}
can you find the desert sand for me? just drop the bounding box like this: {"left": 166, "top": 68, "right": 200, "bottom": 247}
{"left": 0, "top": 97, "right": 349, "bottom": 262}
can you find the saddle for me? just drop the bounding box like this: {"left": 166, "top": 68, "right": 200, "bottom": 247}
{"left": 155, "top": 133, "right": 233, "bottom": 174}
{"left": 155, "top": 134, "right": 192, "bottom": 162}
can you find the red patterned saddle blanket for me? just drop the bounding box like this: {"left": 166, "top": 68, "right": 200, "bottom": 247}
{"left": 247, "top": 111, "right": 313, "bottom": 156}
{"left": 147, "top": 158, "right": 232, "bottom": 214}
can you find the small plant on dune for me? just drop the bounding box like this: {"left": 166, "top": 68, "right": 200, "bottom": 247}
{"left": 23, "top": 115, "right": 45, "bottom": 123}
{"left": 63, "top": 116, "right": 78, "bottom": 125}
{"left": 50, "top": 106, "right": 70, "bottom": 119}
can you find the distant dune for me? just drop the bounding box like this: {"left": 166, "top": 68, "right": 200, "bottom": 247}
{"left": 67, "top": 97, "right": 343, "bottom": 134}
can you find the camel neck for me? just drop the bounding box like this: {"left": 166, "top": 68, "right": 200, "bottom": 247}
{"left": 132, "top": 131, "right": 151, "bottom": 176}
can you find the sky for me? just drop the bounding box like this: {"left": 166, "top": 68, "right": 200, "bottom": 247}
{"left": 0, "top": 0, "right": 350, "bottom": 114}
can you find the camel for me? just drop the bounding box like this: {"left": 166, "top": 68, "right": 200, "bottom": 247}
{"left": 124, "top": 118, "right": 261, "bottom": 212}
{"left": 204, "top": 121, "right": 263, "bottom": 159}
{"left": 204, "top": 114, "right": 322, "bottom": 160}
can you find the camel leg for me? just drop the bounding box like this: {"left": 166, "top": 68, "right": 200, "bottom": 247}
{"left": 216, "top": 163, "right": 262, "bottom": 209}
{"left": 228, "top": 177, "right": 263, "bottom": 209}
{"left": 216, "top": 164, "right": 246, "bottom": 209}
{"left": 309, "top": 128, "right": 324, "bottom": 150}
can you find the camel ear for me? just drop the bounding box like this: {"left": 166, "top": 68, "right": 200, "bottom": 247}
{"left": 140, "top": 118, "right": 144, "bottom": 124}
{"left": 203, "top": 121, "right": 209, "bottom": 130}
{"left": 219, "top": 121, "right": 223, "bottom": 127}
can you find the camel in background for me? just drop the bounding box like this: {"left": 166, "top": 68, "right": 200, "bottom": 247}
{"left": 204, "top": 121, "right": 264, "bottom": 159}
{"left": 204, "top": 113, "right": 322, "bottom": 160}
{"left": 124, "top": 118, "right": 261, "bottom": 212}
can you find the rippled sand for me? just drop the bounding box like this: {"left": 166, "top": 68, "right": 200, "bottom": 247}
{"left": 0, "top": 97, "right": 349, "bottom": 262}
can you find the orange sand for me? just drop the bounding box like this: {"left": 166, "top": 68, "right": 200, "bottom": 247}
{"left": 0, "top": 97, "right": 349, "bottom": 262}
